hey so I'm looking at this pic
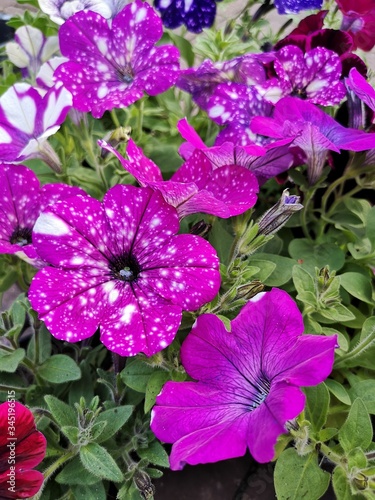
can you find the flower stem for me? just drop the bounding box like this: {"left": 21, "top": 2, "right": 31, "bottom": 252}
{"left": 32, "top": 450, "right": 77, "bottom": 500}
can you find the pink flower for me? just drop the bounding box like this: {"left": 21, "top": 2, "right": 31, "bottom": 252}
{"left": 0, "top": 401, "right": 46, "bottom": 499}
{"left": 151, "top": 288, "right": 337, "bottom": 468}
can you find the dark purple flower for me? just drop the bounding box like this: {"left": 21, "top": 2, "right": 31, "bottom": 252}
{"left": 0, "top": 83, "right": 72, "bottom": 172}
{"left": 0, "top": 402, "right": 46, "bottom": 499}
{"left": 336, "top": 0, "right": 375, "bottom": 51}
{"left": 99, "top": 138, "right": 259, "bottom": 218}
{"left": 154, "top": 0, "right": 222, "bottom": 33}
{"left": 251, "top": 96, "right": 375, "bottom": 183}
{"left": 151, "top": 288, "right": 337, "bottom": 467}
{"left": 274, "top": 0, "right": 323, "bottom": 14}
{"left": 29, "top": 185, "right": 220, "bottom": 357}
{"left": 346, "top": 67, "right": 375, "bottom": 112}
{"left": 55, "top": 0, "right": 180, "bottom": 118}
{"left": 0, "top": 164, "right": 84, "bottom": 267}
{"left": 270, "top": 45, "right": 346, "bottom": 105}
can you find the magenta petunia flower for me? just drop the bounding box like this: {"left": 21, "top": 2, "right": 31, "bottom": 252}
{"left": 0, "top": 401, "right": 46, "bottom": 499}
{"left": 0, "top": 83, "right": 72, "bottom": 172}
{"left": 269, "top": 45, "right": 346, "bottom": 106}
{"left": 29, "top": 185, "right": 220, "bottom": 356}
{"left": 250, "top": 96, "right": 375, "bottom": 183}
{"left": 346, "top": 67, "right": 375, "bottom": 112}
{"left": 0, "top": 164, "right": 84, "bottom": 267}
{"left": 99, "top": 138, "right": 259, "bottom": 219}
{"left": 151, "top": 288, "right": 337, "bottom": 468}
{"left": 55, "top": 0, "right": 180, "bottom": 118}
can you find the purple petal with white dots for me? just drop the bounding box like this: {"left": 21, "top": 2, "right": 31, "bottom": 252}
{"left": 30, "top": 185, "right": 220, "bottom": 356}
{"left": 55, "top": 1, "right": 180, "bottom": 118}
{"left": 274, "top": 0, "right": 322, "bottom": 14}
{"left": 154, "top": 0, "right": 220, "bottom": 33}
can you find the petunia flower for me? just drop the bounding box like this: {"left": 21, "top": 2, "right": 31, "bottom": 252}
{"left": 55, "top": 0, "right": 180, "bottom": 118}
{"left": 99, "top": 138, "right": 260, "bottom": 219}
{"left": 38, "top": 0, "right": 128, "bottom": 25}
{"left": 336, "top": 0, "right": 375, "bottom": 51}
{"left": 177, "top": 118, "right": 295, "bottom": 186}
{"left": 154, "top": 0, "right": 222, "bottom": 33}
{"left": 0, "top": 401, "right": 46, "bottom": 499}
{"left": 0, "top": 83, "right": 72, "bottom": 172}
{"left": 29, "top": 185, "right": 220, "bottom": 357}
{"left": 250, "top": 96, "right": 375, "bottom": 184}
{"left": 6, "top": 25, "right": 59, "bottom": 79}
{"left": 151, "top": 288, "right": 337, "bottom": 468}
{"left": 0, "top": 164, "right": 84, "bottom": 267}
{"left": 346, "top": 67, "right": 375, "bottom": 112}
{"left": 274, "top": 0, "right": 323, "bottom": 14}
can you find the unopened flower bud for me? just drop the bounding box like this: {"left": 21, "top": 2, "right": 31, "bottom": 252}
{"left": 100, "top": 126, "right": 132, "bottom": 159}
{"left": 257, "top": 189, "right": 303, "bottom": 236}
{"left": 134, "top": 469, "right": 155, "bottom": 500}
{"left": 235, "top": 281, "right": 264, "bottom": 300}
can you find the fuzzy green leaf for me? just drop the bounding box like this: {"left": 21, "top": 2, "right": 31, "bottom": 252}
{"left": 44, "top": 395, "right": 77, "bottom": 428}
{"left": 304, "top": 384, "right": 330, "bottom": 433}
{"left": 144, "top": 371, "right": 170, "bottom": 413}
{"left": 349, "top": 380, "right": 375, "bottom": 415}
{"left": 56, "top": 457, "right": 99, "bottom": 485}
{"left": 0, "top": 348, "right": 25, "bottom": 373}
{"left": 120, "top": 359, "right": 155, "bottom": 393}
{"left": 38, "top": 355, "right": 81, "bottom": 383}
{"left": 80, "top": 443, "right": 123, "bottom": 482}
{"left": 95, "top": 405, "right": 134, "bottom": 443}
{"left": 340, "top": 272, "right": 374, "bottom": 305}
{"left": 324, "top": 379, "right": 351, "bottom": 405}
{"left": 138, "top": 441, "right": 170, "bottom": 468}
{"left": 339, "top": 398, "right": 372, "bottom": 452}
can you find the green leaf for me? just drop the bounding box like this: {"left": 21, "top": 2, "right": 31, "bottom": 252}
{"left": 349, "top": 380, "right": 375, "bottom": 415}
{"left": 38, "top": 354, "right": 81, "bottom": 383}
{"left": 70, "top": 482, "right": 107, "bottom": 500}
{"left": 318, "top": 428, "right": 338, "bottom": 442}
{"left": 324, "top": 380, "right": 351, "bottom": 405}
{"left": 61, "top": 426, "right": 79, "bottom": 445}
{"left": 0, "top": 348, "right": 25, "bottom": 373}
{"left": 95, "top": 405, "right": 134, "bottom": 443}
{"left": 247, "top": 260, "right": 276, "bottom": 282}
{"left": 166, "top": 32, "right": 194, "bottom": 66}
{"left": 120, "top": 358, "right": 155, "bottom": 393}
{"left": 56, "top": 457, "right": 99, "bottom": 485}
{"left": 313, "top": 303, "right": 355, "bottom": 323}
{"left": 304, "top": 384, "right": 330, "bottom": 433}
{"left": 289, "top": 240, "right": 345, "bottom": 274}
{"left": 340, "top": 272, "right": 374, "bottom": 305}
{"left": 27, "top": 324, "right": 52, "bottom": 365}
{"left": 274, "top": 448, "right": 330, "bottom": 500}
{"left": 335, "top": 317, "right": 375, "bottom": 369}
{"left": 138, "top": 441, "right": 170, "bottom": 468}
{"left": 366, "top": 207, "right": 375, "bottom": 247}
{"left": 44, "top": 395, "right": 77, "bottom": 428}
{"left": 292, "top": 266, "right": 316, "bottom": 298}
{"left": 339, "top": 398, "right": 372, "bottom": 452}
{"left": 80, "top": 443, "right": 123, "bottom": 482}
{"left": 251, "top": 253, "right": 295, "bottom": 286}
{"left": 144, "top": 371, "right": 170, "bottom": 413}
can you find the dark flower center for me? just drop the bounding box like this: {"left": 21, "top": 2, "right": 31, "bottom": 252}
{"left": 247, "top": 373, "right": 271, "bottom": 411}
{"left": 116, "top": 65, "right": 134, "bottom": 84}
{"left": 10, "top": 227, "right": 32, "bottom": 246}
{"left": 109, "top": 253, "right": 141, "bottom": 282}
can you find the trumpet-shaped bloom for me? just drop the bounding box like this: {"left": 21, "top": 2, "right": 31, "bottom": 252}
{"left": 6, "top": 25, "right": 59, "bottom": 78}
{"left": 0, "top": 401, "right": 46, "bottom": 499}
{"left": 55, "top": 1, "right": 180, "bottom": 118}
{"left": 0, "top": 164, "right": 84, "bottom": 267}
{"left": 99, "top": 138, "right": 259, "bottom": 219}
{"left": 29, "top": 185, "right": 220, "bottom": 357}
{"left": 151, "top": 288, "right": 337, "bottom": 468}
{"left": 38, "top": 0, "right": 128, "bottom": 24}
{"left": 154, "top": 0, "right": 222, "bottom": 33}
{"left": 0, "top": 83, "right": 72, "bottom": 172}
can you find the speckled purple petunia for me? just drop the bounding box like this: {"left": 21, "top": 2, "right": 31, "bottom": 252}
{"left": 151, "top": 288, "right": 338, "bottom": 467}
{"left": 55, "top": 0, "right": 180, "bottom": 118}
{"left": 154, "top": 0, "right": 222, "bottom": 33}
{"left": 29, "top": 185, "right": 220, "bottom": 357}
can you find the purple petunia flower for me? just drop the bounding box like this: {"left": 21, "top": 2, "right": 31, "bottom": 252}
{"left": 99, "top": 137, "right": 260, "bottom": 219}
{"left": 274, "top": 0, "right": 323, "bottom": 14}
{"left": 154, "top": 0, "right": 222, "bottom": 33}
{"left": 0, "top": 83, "right": 72, "bottom": 172}
{"left": 346, "top": 67, "right": 375, "bottom": 112}
{"left": 268, "top": 45, "right": 346, "bottom": 106}
{"left": 151, "top": 288, "right": 337, "bottom": 467}
{"left": 29, "top": 185, "right": 220, "bottom": 356}
{"left": 0, "top": 164, "right": 84, "bottom": 267}
{"left": 251, "top": 96, "right": 375, "bottom": 184}
{"left": 55, "top": 1, "right": 180, "bottom": 118}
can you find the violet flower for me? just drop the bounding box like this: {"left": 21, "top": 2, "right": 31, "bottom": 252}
{"left": 6, "top": 25, "right": 59, "bottom": 79}
{"left": 0, "top": 164, "right": 84, "bottom": 267}
{"left": 251, "top": 96, "right": 375, "bottom": 184}
{"left": 346, "top": 67, "right": 375, "bottom": 112}
{"left": 55, "top": 0, "right": 180, "bottom": 118}
{"left": 38, "top": 0, "right": 128, "bottom": 25}
{"left": 29, "top": 185, "right": 220, "bottom": 357}
{"left": 154, "top": 0, "right": 222, "bottom": 33}
{"left": 151, "top": 288, "right": 337, "bottom": 467}
{"left": 0, "top": 83, "right": 72, "bottom": 172}
{"left": 274, "top": 0, "right": 323, "bottom": 14}
{"left": 99, "top": 138, "right": 259, "bottom": 219}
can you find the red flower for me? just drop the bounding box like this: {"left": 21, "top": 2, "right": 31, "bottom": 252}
{"left": 336, "top": 0, "right": 375, "bottom": 51}
{"left": 0, "top": 401, "right": 46, "bottom": 499}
